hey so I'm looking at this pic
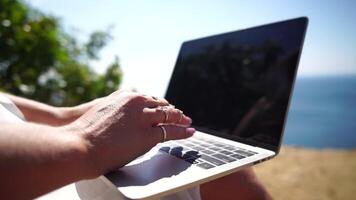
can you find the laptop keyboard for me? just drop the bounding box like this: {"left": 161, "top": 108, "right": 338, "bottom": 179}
{"left": 158, "top": 136, "right": 257, "bottom": 169}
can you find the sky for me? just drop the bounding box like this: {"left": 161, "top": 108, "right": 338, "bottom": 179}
{"left": 26, "top": 0, "right": 356, "bottom": 97}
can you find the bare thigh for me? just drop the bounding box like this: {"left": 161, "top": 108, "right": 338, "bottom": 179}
{"left": 200, "top": 167, "right": 273, "bottom": 200}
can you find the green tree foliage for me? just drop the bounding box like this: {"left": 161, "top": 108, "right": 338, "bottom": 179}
{"left": 0, "top": 0, "right": 122, "bottom": 106}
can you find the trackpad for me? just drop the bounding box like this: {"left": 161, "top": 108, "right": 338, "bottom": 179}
{"left": 105, "top": 151, "right": 192, "bottom": 187}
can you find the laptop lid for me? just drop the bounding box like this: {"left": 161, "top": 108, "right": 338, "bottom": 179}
{"left": 165, "top": 17, "right": 308, "bottom": 153}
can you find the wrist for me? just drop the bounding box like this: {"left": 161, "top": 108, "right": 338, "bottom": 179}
{"left": 60, "top": 124, "right": 99, "bottom": 179}
{"left": 56, "top": 107, "right": 81, "bottom": 125}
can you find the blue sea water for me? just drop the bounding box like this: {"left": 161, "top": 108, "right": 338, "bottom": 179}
{"left": 283, "top": 76, "right": 356, "bottom": 149}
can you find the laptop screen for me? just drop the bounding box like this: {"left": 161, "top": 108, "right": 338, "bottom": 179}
{"left": 165, "top": 17, "right": 308, "bottom": 152}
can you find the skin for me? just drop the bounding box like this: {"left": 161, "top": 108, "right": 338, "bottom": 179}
{"left": 0, "top": 91, "right": 194, "bottom": 199}
{"left": 200, "top": 168, "right": 273, "bottom": 200}
{"left": 0, "top": 91, "right": 272, "bottom": 200}
{"left": 2, "top": 92, "right": 105, "bottom": 126}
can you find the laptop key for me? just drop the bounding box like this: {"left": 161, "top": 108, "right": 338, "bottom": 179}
{"left": 191, "top": 146, "right": 205, "bottom": 151}
{"left": 223, "top": 146, "right": 236, "bottom": 151}
{"left": 201, "top": 149, "right": 215, "bottom": 155}
{"left": 184, "top": 150, "right": 200, "bottom": 158}
{"left": 183, "top": 156, "right": 200, "bottom": 164}
{"left": 159, "top": 146, "right": 170, "bottom": 153}
{"left": 219, "top": 150, "right": 234, "bottom": 155}
{"left": 183, "top": 143, "right": 196, "bottom": 147}
{"left": 208, "top": 147, "right": 222, "bottom": 151}
{"left": 234, "top": 150, "right": 254, "bottom": 157}
{"left": 212, "top": 154, "right": 237, "bottom": 163}
{"left": 191, "top": 140, "right": 201, "bottom": 144}
{"left": 247, "top": 150, "right": 257, "bottom": 154}
{"left": 200, "top": 143, "right": 211, "bottom": 147}
{"left": 197, "top": 162, "right": 215, "bottom": 169}
{"left": 170, "top": 147, "right": 184, "bottom": 158}
{"left": 230, "top": 154, "right": 246, "bottom": 159}
{"left": 213, "top": 143, "right": 225, "bottom": 147}
{"left": 200, "top": 154, "right": 226, "bottom": 166}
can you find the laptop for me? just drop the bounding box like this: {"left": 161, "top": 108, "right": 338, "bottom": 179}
{"left": 76, "top": 17, "right": 308, "bottom": 199}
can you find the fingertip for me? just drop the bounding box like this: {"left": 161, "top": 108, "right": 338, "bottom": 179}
{"left": 186, "top": 116, "right": 192, "bottom": 124}
{"left": 178, "top": 115, "right": 192, "bottom": 127}
{"left": 186, "top": 127, "right": 196, "bottom": 136}
{"left": 162, "top": 125, "right": 195, "bottom": 141}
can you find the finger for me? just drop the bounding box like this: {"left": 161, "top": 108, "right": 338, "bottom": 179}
{"left": 143, "top": 107, "right": 192, "bottom": 126}
{"left": 142, "top": 96, "right": 170, "bottom": 108}
{"left": 152, "top": 125, "right": 196, "bottom": 143}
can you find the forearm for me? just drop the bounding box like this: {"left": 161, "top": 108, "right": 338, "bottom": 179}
{"left": 0, "top": 122, "right": 91, "bottom": 199}
{"left": 1, "top": 92, "right": 78, "bottom": 126}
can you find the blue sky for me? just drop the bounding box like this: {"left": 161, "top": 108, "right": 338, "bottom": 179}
{"left": 26, "top": 0, "right": 356, "bottom": 96}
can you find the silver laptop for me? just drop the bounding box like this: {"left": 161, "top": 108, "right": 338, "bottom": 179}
{"left": 76, "top": 17, "right": 308, "bottom": 199}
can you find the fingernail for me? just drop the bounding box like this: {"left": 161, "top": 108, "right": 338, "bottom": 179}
{"left": 186, "top": 127, "right": 196, "bottom": 135}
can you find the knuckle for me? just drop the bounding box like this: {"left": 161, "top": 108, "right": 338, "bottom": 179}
{"left": 160, "top": 98, "right": 169, "bottom": 104}
{"left": 133, "top": 94, "right": 146, "bottom": 101}
{"left": 127, "top": 94, "right": 146, "bottom": 105}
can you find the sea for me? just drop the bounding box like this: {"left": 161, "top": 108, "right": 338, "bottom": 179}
{"left": 283, "top": 76, "right": 356, "bottom": 149}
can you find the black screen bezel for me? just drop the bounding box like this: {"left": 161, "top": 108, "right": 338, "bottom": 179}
{"left": 164, "top": 17, "right": 308, "bottom": 154}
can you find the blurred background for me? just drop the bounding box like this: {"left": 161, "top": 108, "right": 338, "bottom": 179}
{"left": 1, "top": 0, "right": 355, "bottom": 199}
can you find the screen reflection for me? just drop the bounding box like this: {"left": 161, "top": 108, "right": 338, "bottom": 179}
{"left": 165, "top": 18, "right": 307, "bottom": 151}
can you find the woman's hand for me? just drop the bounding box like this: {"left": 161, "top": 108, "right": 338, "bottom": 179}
{"left": 0, "top": 91, "right": 194, "bottom": 198}
{"left": 68, "top": 90, "right": 195, "bottom": 178}
{"left": 57, "top": 97, "right": 105, "bottom": 125}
